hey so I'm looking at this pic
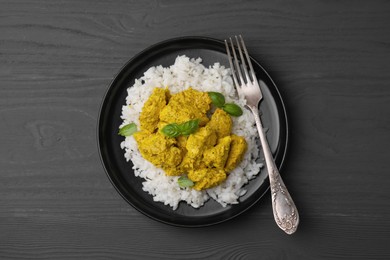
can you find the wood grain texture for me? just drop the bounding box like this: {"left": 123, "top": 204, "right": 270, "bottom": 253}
{"left": 1, "top": 0, "right": 390, "bottom": 259}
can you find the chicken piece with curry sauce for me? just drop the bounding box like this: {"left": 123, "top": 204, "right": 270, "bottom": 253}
{"left": 224, "top": 134, "right": 248, "bottom": 172}
{"left": 206, "top": 108, "right": 232, "bottom": 139}
{"left": 203, "top": 135, "right": 232, "bottom": 169}
{"left": 159, "top": 88, "right": 211, "bottom": 126}
{"left": 188, "top": 168, "right": 227, "bottom": 191}
{"left": 133, "top": 131, "right": 183, "bottom": 174}
{"left": 180, "top": 126, "right": 217, "bottom": 171}
{"left": 139, "top": 88, "right": 169, "bottom": 133}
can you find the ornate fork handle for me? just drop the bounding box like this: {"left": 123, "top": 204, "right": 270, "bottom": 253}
{"left": 249, "top": 105, "right": 299, "bottom": 234}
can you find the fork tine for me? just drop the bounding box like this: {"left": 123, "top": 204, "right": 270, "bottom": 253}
{"left": 224, "top": 39, "right": 240, "bottom": 92}
{"left": 238, "top": 35, "right": 257, "bottom": 82}
{"left": 235, "top": 35, "right": 252, "bottom": 84}
{"left": 229, "top": 37, "right": 245, "bottom": 88}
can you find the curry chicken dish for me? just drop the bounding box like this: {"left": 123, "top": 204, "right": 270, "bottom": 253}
{"left": 133, "top": 87, "right": 247, "bottom": 191}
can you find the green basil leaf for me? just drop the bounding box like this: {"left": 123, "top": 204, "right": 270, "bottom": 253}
{"left": 223, "top": 103, "right": 243, "bottom": 117}
{"left": 178, "top": 175, "right": 194, "bottom": 188}
{"left": 162, "top": 119, "right": 200, "bottom": 138}
{"left": 179, "top": 119, "right": 200, "bottom": 136}
{"left": 161, "top": 123, "right": 181, "bottom": 138}
{"left": 118, "top": 123, "right": 137, "bottom": 136}
{"left": 208, "top": 92, "right": 225, "bottom": 108}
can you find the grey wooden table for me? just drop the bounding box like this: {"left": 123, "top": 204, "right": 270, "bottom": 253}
{"left": 1, "top": 0, "right": 390, "bottom": 259}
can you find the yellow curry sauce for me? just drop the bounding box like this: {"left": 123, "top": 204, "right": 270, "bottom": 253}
{"left": 133, "top": 87, "right": 247, "bottom": 190}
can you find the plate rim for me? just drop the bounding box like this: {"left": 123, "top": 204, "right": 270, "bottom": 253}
{"left": 97, "top": 36, "right": 289, "bottom": 227}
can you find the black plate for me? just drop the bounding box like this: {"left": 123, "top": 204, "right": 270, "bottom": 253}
{"left": 97, "top": 36, "right": 288, "bottom": 227}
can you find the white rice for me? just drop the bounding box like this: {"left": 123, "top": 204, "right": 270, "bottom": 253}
{"left": 120, "top": 55, "right": 263, "bottom": 210}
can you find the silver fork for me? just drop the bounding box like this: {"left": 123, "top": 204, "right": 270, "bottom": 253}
{"left": 225, "top": 35, "right": 299, "bottom": 234}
